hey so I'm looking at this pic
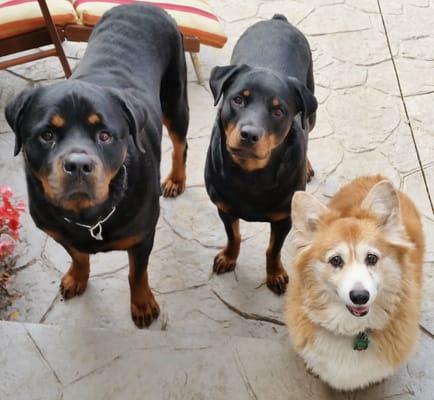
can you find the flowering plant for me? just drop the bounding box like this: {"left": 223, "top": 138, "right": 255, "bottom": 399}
{"left": 0, "top": 186, "right": 25, "bottom": 265}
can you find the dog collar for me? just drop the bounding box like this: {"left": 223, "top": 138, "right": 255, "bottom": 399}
{"left": 64, "top": 205, "right": 117, "bottom": 241}
{"left": 63, "top": 164, "right": 127, "bottom": 240}
{"left": 353, "top": 331, "right": 369, "bottom": 351}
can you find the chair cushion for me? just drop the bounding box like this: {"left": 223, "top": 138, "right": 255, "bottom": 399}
{"left": 72, "top": 0, "right": 227, "bottom": 48}
{"left": 0, "top": 0, "right": 78, "bottom": 39}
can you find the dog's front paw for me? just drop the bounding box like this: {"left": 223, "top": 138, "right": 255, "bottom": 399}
{"left": 60, "top": 271, "right": 89, "bottom": 299}
{"left": 162, "top": 176, "right": 185, "bottom": 198}
{"left": 213, "top": 249, "right": 237, "bottom": 274}
{"left": 131, "top": 293, "right": 160, "bottom": 328}
{"left": 266, "top": 269, "right": 289, "bottom": 295}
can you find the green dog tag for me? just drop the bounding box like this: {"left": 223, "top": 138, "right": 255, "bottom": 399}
{"left": 353, "top": 331, "right": 369, "bottom": 351}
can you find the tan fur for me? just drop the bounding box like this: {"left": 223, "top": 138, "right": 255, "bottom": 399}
{"left": 243, "top": 89, "right": 251, "bottom": 97}
{"left": 51, "top": 114, "right": 65, "bottom": 128}
{"left": 286, "top": 249, "right": 317, "bottom": 349}
{"left": 224, "top": 123, "right": 283, "bottom": 172}
{"left": 306, "top": 158, "right": 314, "bottom": 183}
{"left": 128, "top": 248, "right": 160, "bottom": 327}
{"left": 37, "top": 156, "right": 118, "bottom": 214}
{"left": 218, "top": 219, "right": 241, "bottom": 260}
{"left": 161, "top": 118, "right": 187, "bottom": 197}
{"left": 286, "top": 175, "right": 424, "bottom": 383}
{"left": 213, "top": 219, "right": 241, "bottom": 274}
{"left": 87, "top": 113, "right": 100, "bottom": 125}
{"left": 267, "top": 210, "right": 291, "bottom": 222}
{"left": 60, "top": 248, "right": 90, "bottom": 299}
{"left": 265, "top": 229, "right": 289, "bottom": 293}
{"left": 216, "top": 201, "right": 231, "bottom": 214}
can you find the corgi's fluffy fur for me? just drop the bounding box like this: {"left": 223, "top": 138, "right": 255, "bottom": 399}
{"left": 286, "top": 176, "right": 424, "bottom": 391}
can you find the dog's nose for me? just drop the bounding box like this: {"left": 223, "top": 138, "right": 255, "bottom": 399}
{"left": 240, "top": 126, "right": 262, "bottom": 145}
{"left": 349, "top": 289, "right": 370, "bottom": 305}
{"left": 63, "top": 153, "right": 94, "bottom": 176}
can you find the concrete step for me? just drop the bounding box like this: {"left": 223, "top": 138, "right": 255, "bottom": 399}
{"left": 1, "top": 321, "right": 433, "bottom": 400}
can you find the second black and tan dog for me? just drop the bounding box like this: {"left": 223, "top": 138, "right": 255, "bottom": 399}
{"left": 205, "top": 15, "right": 318, "bottom": 294}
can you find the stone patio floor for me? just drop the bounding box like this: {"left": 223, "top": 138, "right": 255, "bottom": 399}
{"left": 0, "top": 0, "right": 433, "bottom": 399}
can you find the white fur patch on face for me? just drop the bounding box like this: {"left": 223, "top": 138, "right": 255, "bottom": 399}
{"left": 307, "top": 241, "right": 402, "bottom": 335}
{"left": 336, "top": 243, "right": 379, "bottom": 307}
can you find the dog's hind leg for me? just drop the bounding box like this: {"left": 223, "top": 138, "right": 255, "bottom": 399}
{"left": 266, "top": 219, "right": 290, "bottom": 294}
{"left": 306, "top": 159, "right": 315, "bottom": 183}
{"left": 161, "top": 46, "right": 189, "bottom": 198}
{"left": 305, "top": 58, "right": 315, "bottom": 183}
{"left": 213, "top": 210, "right": 241, "bottom": 274}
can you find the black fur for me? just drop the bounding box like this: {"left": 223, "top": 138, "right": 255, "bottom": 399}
{"left": 205, "top": 17, "right": 317, "bottom": 294}
{"left": 5, "top": 4, "right": 189, "bottom": 327}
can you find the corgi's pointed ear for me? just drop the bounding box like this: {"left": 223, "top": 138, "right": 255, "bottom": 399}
{"left": 361, "top": 180, "right": 413, "bottom": 248}
{"left": 291, "top": 191, "right": 328, "bottom": 247}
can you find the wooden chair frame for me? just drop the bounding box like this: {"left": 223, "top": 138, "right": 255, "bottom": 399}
{"left": 0, "top": 0, "right": 71, "bottom": 76}
{"left": 0, "top": 0, "right": 202, "bottom": 81}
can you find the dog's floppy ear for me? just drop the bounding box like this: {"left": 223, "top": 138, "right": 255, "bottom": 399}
{"left": 287, "top": 77, "right": 317, "bottom": 130}
{"left": 5, "top": 87, "right": 37, "bottom": 156}
{"left": 111, "top": 89, "right": 149, "bottom": 153}
{"left": 361, "top": 180, "right": 412, "bottom": 248}
{"left": 209, "top": 64, "right": 250, "bottom": 106}
{"left": 291, "top": 191, "right": 328, "bottom": 248}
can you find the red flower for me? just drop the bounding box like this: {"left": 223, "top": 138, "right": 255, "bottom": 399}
{"left": 0, "top": 186, "right": 25, "bottom": 262}
{"left": 0, "top": 239, "right": 15, "bottom": 259}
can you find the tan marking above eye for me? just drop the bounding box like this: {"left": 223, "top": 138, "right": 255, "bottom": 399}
{"left": 243, "top": 89, "right": 251, "bottom": 97}
{"left": 88, "top": 113, "right": 100, "bottom": 125}
{"left": 51, "top": 114, "right": 65, "bottom": 128}
{"left": 272, "top": 98, "right": 281, "bottom": 107}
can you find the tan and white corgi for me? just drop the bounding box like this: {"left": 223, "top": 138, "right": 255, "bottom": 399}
{"left": 286, "top": 176, "right": 424, "bottom": 391}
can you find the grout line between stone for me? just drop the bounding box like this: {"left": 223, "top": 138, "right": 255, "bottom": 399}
{"left": 24, "top": 325, "right": 63, "bottom": 386}
{"left": 39, "top": 292, "right": 61, "bottom": 323}
{"left": 420, "top": 324, "right": 434, "bottom": 340}
{"left": 377, "top": 0, "right": 434, "bottom": 215}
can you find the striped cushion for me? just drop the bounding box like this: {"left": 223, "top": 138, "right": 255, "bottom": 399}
{"left": 72, "top": 0, "right": 227, "bottom": 48}
{"left": 0, "top": 0, "right": 78, "bottom": 40}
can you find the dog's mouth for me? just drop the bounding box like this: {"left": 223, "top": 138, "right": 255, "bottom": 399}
{"left": 66, "top": 191, "right": 92, "bottom": 200}
{"left": 227, "top": 146, "right": 267, "bottom": 160}
{"left": 346, "top": 305, "right": 370, "bottom": 317}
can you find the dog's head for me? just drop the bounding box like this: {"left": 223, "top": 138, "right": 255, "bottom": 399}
{"left": 290, "top": 181, "right": 413, "bottom": 334}
{"left": 209, "top": 64, "right": 317, "bottom": 172}
{"left": 5, "top": 80, "right": 150, "bottom": 214}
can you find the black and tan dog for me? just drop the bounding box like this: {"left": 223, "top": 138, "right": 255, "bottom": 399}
{"left": 5, "top": 4, "right": 189, "bottom": 327}
{"left": 205, "top": 15, "right": 317, "bottom": 294}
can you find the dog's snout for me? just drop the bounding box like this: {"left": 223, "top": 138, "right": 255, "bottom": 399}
{"left": 240, "top": 126, "right": 262, "bottom": 145}
{"left": 349, "top": 289, "right": 370, "bottom": 305}
{"left": 63, "top": 153, "right": 94, "bottom": 176}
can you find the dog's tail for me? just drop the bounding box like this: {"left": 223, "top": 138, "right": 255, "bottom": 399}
{"left": 272, "top": 14, "right": 288, "bottom": 22}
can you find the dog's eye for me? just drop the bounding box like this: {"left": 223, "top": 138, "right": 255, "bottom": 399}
{"left": 272, "top": 108, "right": 284, "bottom": 118}
{"left": 232, "top": 95, "right": 244, "bottom": 105}
{"left": 328, "top": 255, "right": 344, "bottom": 268}
{"left": 98, "top": 131, "right": 113, "bottom": 144}
{"left": 365, "top": 253, "right": 378, "bottom": 266}
{"left": 40, "top": 131, "right": 54, "bottom": 143}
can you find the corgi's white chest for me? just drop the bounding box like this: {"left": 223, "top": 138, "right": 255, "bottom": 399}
{"left": 301, "top": 329, "right": 395, "bottom": 391}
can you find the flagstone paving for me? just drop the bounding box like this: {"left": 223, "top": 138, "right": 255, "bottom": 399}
{"left": 0, "top": 0, "right": 433, "bottom": 399}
